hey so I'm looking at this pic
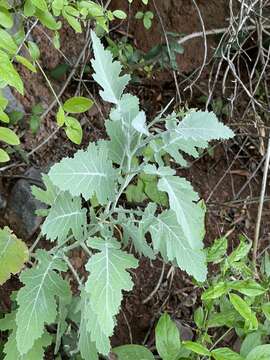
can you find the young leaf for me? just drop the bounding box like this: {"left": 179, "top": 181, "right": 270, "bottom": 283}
{"left": 194, "top": 307, "right": 204, "bottom": 328}
{"left": 31, "top": 0, "right": 48, "bottom": 11}
{"left": 120, "top": 203, "right": 156, "bottom": 259}
{"left": 64, "top": 116, "right": 82, "bottom": 144}
{"left": 228, "top": 279, "right": 266, "bottom": 297}
{"left": 229, "top": 293, "right": 258, "bottom": 329}
{"left": 91, "top": 30, "right": 130, "bottom": 104}
{"left": 0, "top": 7, "right": 13, "bottom": 28}
{"left": 211, "top": 347, "right": 244, "bottom": 360}
{"left": 15, "top": 55, "right": 36, "bottom": 72}
{"left": 85, "top": 237, "right": 138, "bottom": 351}
{"left": 27, "top": 41, "right": 40, "bottom": 60}
{"left": 201, "top": 282, "right": 228, "bottom": 301}
{"left": 112, "top": 10, "right": 127, "bottom": 19}
{"left": 155, "top": 313, "right": 181, "bottom": 360}
{"left": 0, "top": 109, "right": 10, "bottom": 123}
{"left": 112, "top": 345, "right": 155, "bottom": 360}
{"left": 63, "top": 96, "right": 93, "bottom": 113}
{"left": 131, "top": 111, "right": 149, "bottom": 136}
{"left": 41, "top": 192, "right": 87, "bottom": 244}
{"left": 0, "top": 126, "right": 20, "bottom": 145}
{"left": 0, "top": 29, "right": 17, "bottom": 54}
{"left": 0, "top": 51, "right": 24, "bottom": 94}
{"left": 206, "top": 237, "right": 228, "bottom": 263}
{"left": 228, "top": 236, "right": 251, "bottom": 263}
{"left": 149, "top": 210, "right": 206, "bottom": 282}
{"left": 16, "top": 250, "right": 71, "bottom": 355}
{"left": 183, "top": 341, "right": 210, "bottom": 356}
{"left": 0, "top": 227, "right": 29, "bottom": 285}
{"left": 0, "top": 147, "right": 9, "bottom": 162}
{"left": 49, "top": 143, "right": 117, "bottom": 204}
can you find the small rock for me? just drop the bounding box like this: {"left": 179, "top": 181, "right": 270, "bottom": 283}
{"left": 5, "top": 167, "right": 46, "bottom": 239}
{"left": 2, "top": 86, "right": 25, "bottom": 115}
{"left": 175, "top": 320, "right": 193, "bottom": 341}
{"left": 0, "top": 192, "right": 7, "bottom": 212}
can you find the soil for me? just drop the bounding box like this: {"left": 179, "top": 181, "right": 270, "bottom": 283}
{"left": 1, "top": 1, "right": 269, "bottom": 359}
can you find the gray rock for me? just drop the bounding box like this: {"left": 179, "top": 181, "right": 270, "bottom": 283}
{"left": 175, "top": 320, "right": 193, "bottom": 341}
{"left": 2, "top": 86, "right": 25, "bottom": 115}
{"left": 5, "top": 167, "right": 46, "bottom": 239}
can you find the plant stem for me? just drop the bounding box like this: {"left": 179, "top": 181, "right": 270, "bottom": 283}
{"left": 253, "top": 133, "right": 270, "bottom": 269}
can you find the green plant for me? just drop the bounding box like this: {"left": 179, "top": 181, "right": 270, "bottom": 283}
{"left": 0, "top": 0, "right": 128, "bottom": 162}
{"left": 112, "top": 237, "right": 270, "bottom": 360}
{"left": 135, "top": 10, "right": 154, "bottom": 29}
{"left": 0, "top": 31, "right": 233, "bottom": 358}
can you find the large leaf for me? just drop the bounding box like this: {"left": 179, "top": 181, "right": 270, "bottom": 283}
{"left": 150, "top": 210, "right": 206, "bottom": 281}
{"left": 152, "top": 111, "right": 234, "bottom": 166}
{"left": 85, "top": 237, "right": 138, "bottom": 353}
{"left": 155, "top": 313, "right": 181, "bottom": 360}
{"left": 112, "top": 345, "right": 155, "bottom": 360}
{"left": 0, "top": 312, "right": 52, "bottom": 360}
{"left": 0, "top": 227, "right": 29, "bottom": 285}
{"left": 156, "top": 175, "right": 206, "bottom": 281}
{"left": 49, "top": 143, "right": 117, "bottom": 204}
{"left": 15, "top": 250, "right": 71, "bottom": 355}
{"left": 246, "top": 345, "right": 270, "bottom": 360}
{"left": 91, "top": 30, "right": 130, "bottom": 104}
{"left": 41, "top": 191, "right": 87, "bottom": 244}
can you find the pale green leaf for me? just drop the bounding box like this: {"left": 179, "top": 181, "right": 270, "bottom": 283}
{"left": 85, "top": 237, "right": 138, "bottom": 352}
{"left": 105, "top": 120, "right": 126, "bottom": 165}
{"left": 36, "top": 9, "right": 61, "bottom": 30}
{"left": 31, "top": 0, "right": 48, "bottom": 11}
{"left": 32, "top": 174, "right": 61, "bottom": 206}
{"left": 149, "top": 210, "right": 206, "bottom": 281}
{"left": 0, "top": 126, "right": 20, "bottom": 145}
{"left": 0, "top": 147, "right": 9, "bottom": 162}
{"left": 64, "top": 116, "right": 82, "bottom": 144}
{"left": 156, "top": 175, "right": 206, "bottom": 281}
{"left": 206, "top": 237, "right": 227, "bottom": 263}
{"left": 240, "top": 332, "right": 262, "bottom": 357}
{"left": 63, "top": 96, "right": 93, "bottom": 113}
{"left": 131, "top": 110, "right": 149, "bottom": 135}
{"left": 0, "top": 311, "right": 52, "bottom": 360}
{"left": 78, "top": 292, "right": 99, "bottom": 360}
{"left": 120, "top": 203, "right": 156, "bottom": 259}
{"left": 211, "top": 347, "right": 244, "bottom": 360}
{"left": 112, "top": 10, "right": 127, "bottom": 19}
{"left": 15, "top": 55, "right": 36, "bottom": 72}
{"left": 49, "top": 143, "right": 117, "bottom": 204}
{"left": 42, "top": 192, "right": 87, "bottom": 244}
{"left": 0, "top": 7, "right": 13, "bottom": 28}
{"left": 0, "top": 51, "right": 24, "bottom": 94}
{"left": 0, "top": 227, "right": 29, "bottom": 285}
{"left": 0, "top": 109, "right": 10, "bottom": 123}
{"left": 113, "top": 345, "right": 155, "bottom": 360}
{"left": 91, "top": 30, "right": 130, "bottom": 104}
{"left": 228, "top": 279, "right": 266, "bottom": 297}
{"left": 56, "top": 106, "right": 65, "bottom": 126}
{"left": 183, "top": 341, "right": 210, "bottom": 356}
{"left": 16, "top": 250, "right": 71, "bottom": 354}
{"left": 246, "top": 345, "right": 270, "bottom": 360}
{"left": 27, "top": 41, "right": 40, "bottom": 60}
{"left": 201, "top": 282, "right": 228, "bottom": 301}
{"left": 229, "top": 293, "right": 258, "bottom": 329}
{"left": 153, "top": 111, "right": 234, "bottom": 166}
{"left": 155, "top": 313, "right": 181, "bottom": 360}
